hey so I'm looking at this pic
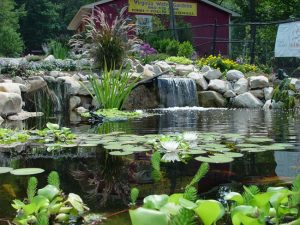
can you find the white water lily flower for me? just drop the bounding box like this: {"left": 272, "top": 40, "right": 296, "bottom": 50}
{"left": 183, "top": 132, "right": 198, "bottom": 141}
{"left": 161, "top": 152, "right": 180, "bottom": 162}
{"left": 161, "top": 141, "right": 180, "bottom": 152}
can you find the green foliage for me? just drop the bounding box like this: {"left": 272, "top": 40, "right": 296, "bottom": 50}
{"left": 70, "top": 7, "right": 138, "bottom": 70}
{"left": 48, "top": 40, "right": 69, "bottom": 59}
{"left": 12, "top": 171, "right": 89, "bottom": 224}
{"left": 0, "top": 26, "right": 24, "bottom": 57}
{"left": 47, "top": 171, "right": 60, "bottom": 189}
{"left": 178, "top": 41, "right": 194, "bottom": 58}
{"left": 27, "top": 177, "right": 38, "bottom": 202}
{"left": 0, "top": 128, "right": 30, "bottom": 145}
{"left": 166, "top": 40, "right": 180, "bottom": 56}
{"left": 141, "top": 53, "right": 170, "bottom": 64}
{"left": 84, "top": 66, "right": 140, "bottom": 109}
{"left": 290, "top": 174, "right": 300, "bottom": 211}
{"left": 151, "top": 151, "right": 162, "bottom": 182}
{"left": 242, "top": 185, "right": 260, "bottom": 204}
{"left": 272, "top": 78, "right": 296, "bottom": 109}
{"left": 130, "top": 188, "right": 140, "bottom": 206}
{"left": 26, "top": 55, "right": 43, "bottom": 62}
{"left": 186, "top": 163, "right": 209, "bottom": 189}
{"left": 33, "top": 122, "right": 76, "bottom": 143}
{"left": 166, "top": 56, "right": 192, "bottom": 65}
{"left": 197, "top": 55, "right": 257, "bottom": 73}
{"left": 170, "top": 208, "right": 196, "bottom": 225}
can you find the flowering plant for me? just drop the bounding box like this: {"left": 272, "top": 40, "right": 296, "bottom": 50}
{"left": 139, "top": 43, "right": 157, "bottom": 58}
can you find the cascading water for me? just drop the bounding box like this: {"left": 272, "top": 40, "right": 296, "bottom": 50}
{"left": 157, "top": 77, "right": 198, "bottom": 107}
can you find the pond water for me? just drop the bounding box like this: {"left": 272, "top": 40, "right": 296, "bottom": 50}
{"left": 0, "top": 108, "right": 300, "bottom": 224}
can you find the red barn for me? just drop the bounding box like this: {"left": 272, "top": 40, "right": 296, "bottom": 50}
{"left": 68, "top": 0, "right": 239, "bottom": 56}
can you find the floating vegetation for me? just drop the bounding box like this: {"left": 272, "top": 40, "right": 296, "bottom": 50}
{"left": 81, "top": 108, "right": 151, "bottom": 121}
{"left": 0, "top": 128, "right": 30, "bottom": 146}
{"left": 10, "top": 168, "right": 45, "bottom": 176}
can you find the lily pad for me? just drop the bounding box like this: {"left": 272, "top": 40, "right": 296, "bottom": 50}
{"left": 195, "top": 155, "right": 234, "bottom": 164}
{"left": 222, "top": 152, "right": 244, "bottom": 158}
{"left": 0, "top": 167, "right": 13, "bottom": 174}
{"left": 10, "top": 168, "right": 45, "bottom": 175}
{"left": 246, "top": 137, "right": 274, "bottom": 143}
{"left": 236, "top": 143, "right": 260, "bottom": 148}
{"left": 103, "top": 143, "right": 124, "bottom": 150}
{"left": 109, "top": 151, "right": 133, "bottom": 156}
{"left": 185, "top": 149, "right": 207, "bottom": 155}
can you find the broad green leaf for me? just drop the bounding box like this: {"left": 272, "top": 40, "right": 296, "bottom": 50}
{"left": 23, "top": 195, "right": 49, "bottom": 215}
{"left": 67, "top": 193, "right": 88, "bottom": 213}
{"left": 194, "top": 200, "right": 225, "bottom": 225}
{"left": 37, "top": 185, "right": 59, "bottom": 201}
{"left": 179, "top": 198, "right": 197, "bottom": 210}
{"left": 46, "top": 123, "right": 59, "bottom": 130}
{"left": 160, "top": 202, "right": 181, "bottom": 216}
{"left": 0, "top": 167, "right": 13, "bottom": 174}
{"left": 168, "top": 194, "right": 184, "bottom": 205}
{"left": 231, "top": 205, "right": 263, "bottom": 225}
{"left": 10, "top": 168, "right": 45, "bottom": 176}
{"left": 129, "top": 208, "right": 168, "bottom": 225}
{"left": 143, "top": 195, "right": 169, "bottom": 210}
{"left": 224, "top": 192, "right": 244, "bottom": 205}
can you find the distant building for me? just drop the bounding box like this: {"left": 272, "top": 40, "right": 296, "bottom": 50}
{"left": 68, "top": 0, "right": 240, "bottom": 56}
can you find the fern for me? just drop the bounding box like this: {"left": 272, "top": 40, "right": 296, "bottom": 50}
{"left": 242, "top": 185, "right": 260, "bottom": 204}
{"left": 130, "top": 188, "right": 139, "bottom": 205}
{"left": 48, "top": 171, "right": 60, "bottom": 189}
{"left": 183, "top": 186, "right": 198, "bottom": 202}
{"left": 170, "top": 208, "right": 196, "bottom": 225}
{"left": 290, "top": 174, "right": 300, "bottom": 207}
{"left": 151, "top": 152, "right": 162, "bottom": 182}
{"left": 36, "top": 212, "right": 49, "bottom": 225}
{"left": 27, "top": 177, "right": 38, "bottom": 202}
{"left": 186, "top": 163, "right": 209, "bottom": 189}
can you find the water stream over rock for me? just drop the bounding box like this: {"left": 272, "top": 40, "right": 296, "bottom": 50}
{"left": 157, "top": 77, "right": 198, "bottom": 107}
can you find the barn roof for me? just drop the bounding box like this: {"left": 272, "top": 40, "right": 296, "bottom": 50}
{"left": 67, "top": 0, "right": 240, "bottom": 30}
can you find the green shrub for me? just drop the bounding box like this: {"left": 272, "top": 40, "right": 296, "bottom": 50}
{"left": 0, "top": 26, "right": 24, "bottom": 57}
{"left": 70, "top": 7, "right": 138, "bottom": 70}
{"left": 166, "top": 40, "right": 180, "bottom": 56}
{"left": 178, "top": 41, "right": 194, "bottom": 58}
{"left": 142, "top": 53, "right": 170, "bottom": 64}
{"left": 48, "top": 40, "right": 69, "bottom": 60}
{"left": 166, "top": 56, "right": 192, "bottom": 65}
{"left": 272, "top": 78, "right": 296, "bottom": 109}
{"left": 26, "top": 55, "right": 43, "bottom": 62}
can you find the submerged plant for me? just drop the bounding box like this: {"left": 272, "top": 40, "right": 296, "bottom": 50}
{"left": 83, "top": 66, "right": 140, "bottom": 109}
{"left": 12, "top": 171, "right": 89, "bottom": 224}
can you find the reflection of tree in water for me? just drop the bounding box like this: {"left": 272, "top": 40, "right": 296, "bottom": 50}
{"left": 71, "top": 152, "right": 136, "bottom": 206}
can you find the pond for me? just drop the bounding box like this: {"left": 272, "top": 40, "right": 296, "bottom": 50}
{"left": 0, "top": 107, "right": 299, "bottom": 224}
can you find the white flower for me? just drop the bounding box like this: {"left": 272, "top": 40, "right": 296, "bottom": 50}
{"left": 183, "top": 132, "right": 198, "bottom": 141}
{"left": 161, "top": 141, "right": 180, "bottom": 152}
{"left": 161, "top": 152, "right": 180, "bottom": 162}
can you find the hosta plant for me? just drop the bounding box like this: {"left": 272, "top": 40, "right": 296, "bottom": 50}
{"left": 12, "top": 171, "right": 89, "bottom": 224}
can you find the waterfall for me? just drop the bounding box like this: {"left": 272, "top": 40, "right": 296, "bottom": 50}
{"left": 157, "top": 77, "right": 198, "bottom": 107}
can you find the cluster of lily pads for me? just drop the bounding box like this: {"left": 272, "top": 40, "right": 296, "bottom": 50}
{"left": 100, "top": 132, "right": 294, "bottom": 164}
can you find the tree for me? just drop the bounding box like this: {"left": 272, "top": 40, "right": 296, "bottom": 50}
{"left": 0, "top": 0, "right": 25, "bottom": 56}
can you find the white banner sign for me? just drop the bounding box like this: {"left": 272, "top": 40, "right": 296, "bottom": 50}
{"left": 275, "top": 21, "right": 300, "bottom": 57}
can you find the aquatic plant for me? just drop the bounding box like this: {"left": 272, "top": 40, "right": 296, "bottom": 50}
{"left": 178, "top": 41, "right": 194, "bottom": 58}
{"left": 48, "top": 40, "right": 69, "bottom": 60}
{"left": 0, "top": 128, "right": 30, "bottom": 145}
{"left": 34, "top": 122, "right": 76, "bottom": 143}
{"left": 130, "top": 188, "right": 140, "bottom": 207}
{"left": 272, "top": 78, "right": 297, "bottom": 109}
{"left": 12, "top": 171, "right": 89, "bottom": 224}
{"left": 83, "top": 66, "right": 140, "bottom": 109}
{"left": 130, "top": 163, "right": 210, "bottom": 225}
{"left": 81, "top": 108, "right": 144, "bottom": 120}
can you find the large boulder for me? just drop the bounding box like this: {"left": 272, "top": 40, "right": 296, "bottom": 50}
{"left": 226, "top": 70, "right": 245, "bottom": 81}
{"left": 249, "top": 75, "right": 269, "bottom": 89}
{"left": 143, "top": 64, "right": 155, "bottom": 78}
{"left": 69, "top": 96, "right": 81, "bottom": 111}
{"left": 175, "top": 64, "right": 195, "bottom": 76}
{"left": 198, "top": 91, "right": 227, "bottom": 107}
{"left": 123, "top": 85, "right": 159, "bottom": 110}
{"left": 155, "top": 61, "right": 172, "bottom": 72}
{"left": 224, "top": 90, "right": 236, "bottom": 98}
{"left": 208, "top": 79, "right": 231, "bottom": 94}
{"left": 187, "top": 72, "right": 208, "bottom": 91}
{"left": 26, "top": 76, "right": 47, "bottom": 93}
{"left": 203, "top": 68, "right": 222, "bottom": 80}
{"left": 234, "top": 78, "right": 248, "bottom": 95}
{"left": 264, "top": 87, "right": 274, "bottom": 100}
{"left": 250, "top": 89, "right": 264, "bottom": 99}
{"left": 57, "top": 76, "right": 81, "bottom": 95}
{"left": 0, "top": 83, "right": 27, "bottom": 95}
{"left": 44, "top": 55, "right": 55, "bottom": 61}
{"left": 232, "top": 92, "right": 263, "bottom": 108}
{"left": 263, "top": 100, "right": 284, "bottom": 110}
{"left": 0, "top": 92, "right": 22, "bottom": 116}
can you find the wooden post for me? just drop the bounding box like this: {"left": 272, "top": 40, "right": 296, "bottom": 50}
{"left": 168, "top": 0, "right": 178, "bottom": 40}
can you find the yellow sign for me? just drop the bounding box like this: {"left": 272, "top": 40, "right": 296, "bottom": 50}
{"left": 128, "top": 0, "right": 197, "bottom": 16}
